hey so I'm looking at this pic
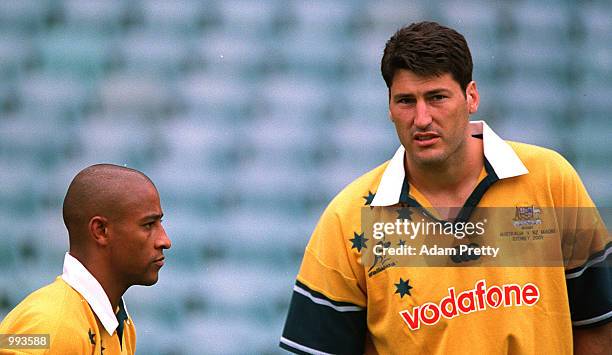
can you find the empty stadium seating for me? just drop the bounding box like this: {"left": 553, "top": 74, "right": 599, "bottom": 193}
{"left": 0, "top": 1, "right": 609, "bottom": 354}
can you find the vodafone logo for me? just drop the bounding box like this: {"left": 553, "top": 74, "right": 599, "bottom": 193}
{"left": 399, "top": 280, "right": 540, "bottom": 330}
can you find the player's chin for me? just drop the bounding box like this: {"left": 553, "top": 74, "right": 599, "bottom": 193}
{"left": 413, "top": 150, "right": 446, "bottom": 165}
{"left": 137, "top": 271, "right": 160, "bottom": 286}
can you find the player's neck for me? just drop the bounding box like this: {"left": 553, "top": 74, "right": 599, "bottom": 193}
{"left": 79, "top": 254, "right": 127, "bottom": 312}
{"left": 99, "top": 280, "right": 126, "bottom": 313}
{"left": 96, "top": 272, "right": 127, "bottom": 312}
{"left": 406, "top": 137, "right": 484, "bottom": 207}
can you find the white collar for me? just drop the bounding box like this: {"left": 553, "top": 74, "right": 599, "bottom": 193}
{"left": 61, "top": 252, "right": 129, "bottom": 336}
{"left": 371, "top": 120, "right": 528, "bottom": 206}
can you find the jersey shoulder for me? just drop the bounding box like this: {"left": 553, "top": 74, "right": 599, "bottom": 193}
{"left": 0, "top": 277, "right": 89, "bottom": 339}
{"left": 506, "top": 141, "right": 595, "bottom": 207}
{"left": 326, "top": 161, "right": 389, "bottom": 216}
{"left": 507, "top": 141, "right": 576, "bottom": 175}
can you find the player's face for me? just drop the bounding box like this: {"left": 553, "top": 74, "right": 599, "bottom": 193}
{"left": 389, "top": 70, "right": 478, "bottom": 168}
{"left": 109, "top": 181, "right": 171, "bottom": 287}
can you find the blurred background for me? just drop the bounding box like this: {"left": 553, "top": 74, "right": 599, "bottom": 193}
{"left": 0, "top": 0, "right": 610, "bottom": 354}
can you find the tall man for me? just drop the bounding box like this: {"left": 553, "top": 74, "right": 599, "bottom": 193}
{"left": 281, "top": 22, "right": 610, "bottom": 354}
{"left": 0, "top": 164, "right": 171, "bottom": 354}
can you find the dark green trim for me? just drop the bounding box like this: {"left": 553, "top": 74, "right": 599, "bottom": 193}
{"left": 116, "top": 299, "right": 128, "bottom": 349}
{"left": 400, "top": 157, "right": 500, "bottom": 223}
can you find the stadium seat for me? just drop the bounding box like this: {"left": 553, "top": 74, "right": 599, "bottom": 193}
{"left": 274, "top": 29, "right": 348, "bottom": 78}
{"left": 76, "top": 114, "right": 162, "bottom": 167}
{"left": 179, "top": 314, "right": 278, "bottom": 354}
{"left": 0, "top": 0, "right": 49, "bottom": 34}
{"left": 498, "top": 73, "right": 570, "bottom": 118}
{"left": 331, "top": 118, "right": 397, "bottom": 165}
{"left": 510, "top": 1, "right": 571, "bottom": 39}
{"left": 363, "top": 1, "right": 426, "bottom": 34}
{"left": 193, "top": 262, "right": 295, "bottom": 320}
{"left": 242, "top": 115, "right": 320, "bottom": 163}
{"left": 0, "top": 3, "right": 611, "bottom": 354}
{"left": 576, "top": 81, "right": 612, "bottom": 117}
{"left": 217, "top": 0, "right": 280, "bottom": 37}
{"left": 36, "top": 28, "right": 113, "bottom": 81}
{"left": 177, "top": 70, "right": 255, "bottom": 120}
{"left": 62, "top": 0, "right": 126, "bottom": 34}
{"left": 98, "top": 73, "right": 177, "bottom": 117}
{"left": 194, "top": 29, "right": 269, "bottom": 79}
{"left": 138, "top": 0, "right": 205, "bottom": 34}
{"left": 0, "top": 33, "right": 33, "bottom": 83}
{"left": 118, "top": 29, "right": 191, "bottom": 79}
{"left": 17, "top": 72, "right": 92, "bottom": 123}
{"left": 257, "top": 73, "right": 333, "bottom": 120}
{"left": 0, "top": 113, "right": 74, "bottom": 169}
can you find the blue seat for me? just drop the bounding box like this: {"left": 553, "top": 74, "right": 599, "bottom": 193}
{"left": 18, "top": 72, "right": 91, "bottom": 123}
{"left": 124, "top": 267, "right": 186, "bottom": 324}
{"left": 242, "top": 115, "right": 319, "bottom": 165}
{"left": 330, "top": 115, "right": 397, "bottom": 167}
{"left": 494, "top": 112, "right": 563, "bottom": 152}
{"left": 76, "top": 114, "right": 161, "bottom": 167}
{"left": 139, "top": 0, "right": 204, "bottom": 34}
{"left": 177, "top": 70, "right": 255, "bottom": 121}
{"left": 36, "top": 28, "right": 112, "bottom": 80}
{"left": 275, "top": 30, "right": 347, "bottom": 78}
{"left": 0, "top": 0, "right": 48, "bottom": 34}
{"left": 499, "top": 74, "right": 569, "bottom": 118}
{"left": 363, "top": 1, "right": 426, "bottom": 34}
{"left": 0, "top": 33, "right": 33, "bottom": 82}
{"left": 217, "top": 0, "right": 281, "bottom": 37}
{"left": 118, "top": 29, "right": 190, "bottom": 79}
{"left": 194, "top": 261, "right": 295, "bottom": 320}
{"left": 178, "top": 314, "right": 278, "bottom": 354}
{"left": 62, "top": 0, "right": 126, "bottom": 34}
{"left": 0, "top": 113, "right": 73, "bottom": 169}
{"left": 510, "top": 1, "right": 571, "bottom": 39}
{"left": 98, "top": 73, "right": 176, "bottom": 116}
{"left": 289, "top": 0, "right": 356, "bottom": 35}
{"left": 257, "top": 74, "right": 332, "bottom": 119}
{"left": 194, "top": 29, "right": 268, "bottom": 79}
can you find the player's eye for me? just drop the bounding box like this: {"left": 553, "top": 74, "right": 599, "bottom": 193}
{"left": 397, "top": 97, "right": 415, "bottom": 105}
{"left": 430, "top": 94, "right": 446, "bottom": 101}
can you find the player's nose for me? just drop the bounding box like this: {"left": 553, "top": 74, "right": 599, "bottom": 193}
{"left": 414, "top": 100, "right": 432, "bottom": 128}
{"left": 156, "top": 224, "right": 172, "bottom": 250}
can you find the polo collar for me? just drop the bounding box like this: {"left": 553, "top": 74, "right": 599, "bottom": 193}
{"left": 371, "top": 120, "right": 528, "bottom": 207}
{"left": 61, "top": 253, "right": 129, "bottom": 337}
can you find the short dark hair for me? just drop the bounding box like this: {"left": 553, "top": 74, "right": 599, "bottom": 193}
{"left": 381, "top": 21, "right": 473, "bottom": 92}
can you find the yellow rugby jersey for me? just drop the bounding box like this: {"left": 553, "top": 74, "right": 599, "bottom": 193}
{"left": 0, "top": 253, "right": 136, "bottom": 355}
{"left": 280, "top": 121, "right": 611, "bottom": 354}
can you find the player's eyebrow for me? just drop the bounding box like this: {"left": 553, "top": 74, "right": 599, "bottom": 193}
{"left": 392, "top": 88, "right": 452, "bottom": 101}
{"left": 424, "top": 88, "right": 452, "bottom": 96}
{"left": 392, "top": 93, "right": 416, "bottom": 101}
{"left": 139, "top": 213, "right": 163, "bottom": 223}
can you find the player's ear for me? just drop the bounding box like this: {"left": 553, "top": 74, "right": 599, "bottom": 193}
{"left": 466, "top": 81, "right": 479, "bottom": 114}
{"left": 89, "top": 216, "right": 110, "bottom": 246}
{"left": 387, "top": 90, "right": 395, "bottom": 122}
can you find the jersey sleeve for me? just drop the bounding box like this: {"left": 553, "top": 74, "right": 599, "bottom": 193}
{"left": 280, "top": 202, "right": 368, "bottom": 354}
{"left": 556, "top": 158, "right": 612, "bottom": 328}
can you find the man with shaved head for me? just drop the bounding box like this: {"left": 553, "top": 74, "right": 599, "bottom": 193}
{"left": 0, "top": 164, "right": 171, "bottom": 354}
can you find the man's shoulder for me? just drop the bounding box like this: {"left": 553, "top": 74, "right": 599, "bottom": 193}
{"left": 0, "top": 276, "right": 88, "bottom": 333}
{"left": 326, "top": 161, "right": 389, "bottom": 213}
{"left": 507, "top": 141, "right": 575, "bottom": 173}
